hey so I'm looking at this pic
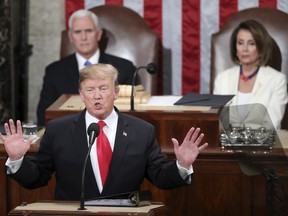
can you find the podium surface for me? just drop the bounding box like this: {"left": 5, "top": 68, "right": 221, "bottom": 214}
{"left": 9, "top": 201, "right": 167, "bottom": 216}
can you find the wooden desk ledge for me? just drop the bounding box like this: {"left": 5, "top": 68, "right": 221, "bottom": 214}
{"left": 9, "top": 201, "right": 167, "bottom": 215}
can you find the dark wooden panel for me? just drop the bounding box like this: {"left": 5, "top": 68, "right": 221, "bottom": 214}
{"left": 0, "top": 157, "right": 8, "bottom": 216}
{"left": 2, "top": 145, "right": 288, "bottom": 216}
{"left": 125, "top": 110, "right": 219, "bottom": 148}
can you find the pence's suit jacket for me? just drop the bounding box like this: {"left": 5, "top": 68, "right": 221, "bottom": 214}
{"left": 37, "top": 53, "right": 137, "bottom": 126}
{"left": 213, "top": 66, "right": 288, "bottom": 129}
{"left": 9, "top": 108, "right": 187, "bottom": 200}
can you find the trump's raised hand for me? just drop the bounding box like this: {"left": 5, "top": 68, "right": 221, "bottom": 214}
{"left": 172, "top": 127, "right": 208, "bottom": 169}
{"left": 0, "top": 119, "right": 34, "bottom": 161}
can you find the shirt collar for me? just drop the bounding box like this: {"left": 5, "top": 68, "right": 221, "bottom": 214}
{"left": 76, "top": 49, "right": 100, "bottom": 71}
{"left": 85, "top": 108, "right": 118, "bottom": 131}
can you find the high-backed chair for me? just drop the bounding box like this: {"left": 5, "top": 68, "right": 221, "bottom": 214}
{"left": 60, "top": 5, "right": 159, "bottom": 95}
{"left": 210, "top": 7, "right": 288, "bottom": 129}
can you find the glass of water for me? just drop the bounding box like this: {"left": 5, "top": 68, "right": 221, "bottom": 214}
{"left": 22, "top": 121, "right": 38, "bottom": 140}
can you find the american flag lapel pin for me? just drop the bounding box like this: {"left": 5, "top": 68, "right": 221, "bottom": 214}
{"left": 123, "top": 131, "right": 127, "bottom": 137}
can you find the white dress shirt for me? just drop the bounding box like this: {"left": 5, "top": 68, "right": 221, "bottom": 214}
{"left": 85, "top": 109, "right": 118, "bottom": 192}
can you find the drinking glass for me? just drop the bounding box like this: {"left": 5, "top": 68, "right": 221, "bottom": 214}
{"left": 22, "top": 121, "right": 38, "bottom": 140}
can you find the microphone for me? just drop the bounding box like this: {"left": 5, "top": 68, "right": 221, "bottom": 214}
{"left": 79, "top": 123, "right": 100, "bottom": 210}
{"left": 87, "top": 123, "right": 100, "bottom": 145}
{"left": 130, "top": 63, "right": 157, "bottom": 111}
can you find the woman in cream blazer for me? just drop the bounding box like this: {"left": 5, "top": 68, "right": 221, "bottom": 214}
{"left": 214, "top": 65, "right": 287, "bottom": 129}
{"left": 213, "top": 20, "right": 288, "bottom": 129}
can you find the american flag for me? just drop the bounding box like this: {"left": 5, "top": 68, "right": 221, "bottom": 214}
{"left": 65, "top": 0, "right": 288, "bottom": 95}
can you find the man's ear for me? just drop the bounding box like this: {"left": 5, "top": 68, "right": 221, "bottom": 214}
{"left": 97, "top": 29, "right": 103, "bottom": 41}
{"left": 68, "top": 30, "right": 73, "bottom": 43}
{"left": 79, "top": 89, "right": 85, "bottom": 102}
{"left": 114, "top": 85, "right": 120, "bottom": 100}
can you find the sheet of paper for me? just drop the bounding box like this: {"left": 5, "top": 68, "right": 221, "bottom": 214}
{"left": 147, "top": 96, "right": 182, "bottom": 106}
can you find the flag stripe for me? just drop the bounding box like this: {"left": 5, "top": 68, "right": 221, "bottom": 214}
{"left": 278, "top": 0, "right": 288, "bottom": 13}
{"left": 65, "top": 0, "right": 288, "bottom": 95}
{"left": 85, "top": 0, "right": 104, "bottom": 9}
{"left": 238, "top": 0, "right": 258, "bottom": 10}
{"left": 65, "top": 0, "right": 84, "bottom": 28}
{"left": 259, "top": 0, "right": 277, "bottom": 8}
{"left": 219, "top": 0, "right": 238, "bottom": 29}
{"left": 182, "top": 0, "right": 201, "bottom": 94}
{"left": 200, "top": 0, "right": 219, "bottom": 93}
{"left": 162, "top": 1, "right": 181, "bottom": 94}
{"left": 169, "top": 1, "right": 182, "bottom": 95}
{"left": 124, "top": 0, "right": 144, "bottom": 17}
{"left": 143, "top": 0, "right": 163, "bottom": 94}
{"left": 106, "top": 0, "right": 123, "bottom": 5}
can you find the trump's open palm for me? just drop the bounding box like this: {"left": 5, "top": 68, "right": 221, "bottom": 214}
{"left": 0, "top": 119, "right": 34, "bottom": 161}
{"left": 172, "top": 127, "right": 208, "bottom": 169}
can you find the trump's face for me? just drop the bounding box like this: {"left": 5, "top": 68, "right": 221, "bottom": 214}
{"left": 68, "top": 15, "right": 102, "bottom": 59}
{"left": 79, "top": 77, "right": 119, "bottom": 120}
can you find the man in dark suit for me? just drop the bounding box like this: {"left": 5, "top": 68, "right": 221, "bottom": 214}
{"left": 37, "top": 9, "right": 138, "bottom": 126}
{"left": 1, "top": 63, "right": 208, "bottom": 201}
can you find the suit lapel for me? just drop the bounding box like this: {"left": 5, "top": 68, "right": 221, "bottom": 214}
{"left": 231, "top": 67, "right": 241, "bottom": 92}
{"left": 228, "top": 67, "right": 241, "bottom": 106}
{"left": 251, "top": 68, "right": 269, "bottom": 100}
{"left": 72, "top": 111, "right": 88, "bottom": 161}
{"left": 98, "top": 52, "right": 106, "bottom": 63}
{"left": 70, "top": 54, "right": 80, "bottom": 84}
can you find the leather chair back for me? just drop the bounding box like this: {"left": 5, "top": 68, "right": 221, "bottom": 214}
{"left": 210, "top": 7, "right": 288, "bottom": 129}
{"left": 60, "top": 5, "right": 159, "bottom": 95}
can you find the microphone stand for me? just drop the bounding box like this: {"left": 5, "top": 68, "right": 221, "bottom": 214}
{"left": 130, "top": 66, "right": 146, "bottom": 112}
{"left": 78, "top": 143, "right": 94, "bottom": 210}
{"left": 78, "top": 123, "right": 99, "bottom": 210}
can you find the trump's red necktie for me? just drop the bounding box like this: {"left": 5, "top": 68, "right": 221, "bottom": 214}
{"left": 97, "top": 121, "right": 112, "bottom": 186}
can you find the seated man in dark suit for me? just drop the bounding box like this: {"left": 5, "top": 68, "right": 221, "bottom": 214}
{"left": 1, "top": 63, "right": 208, "bottom": 201}
{"left": 37, "top": 9, "right": 138, "bottom": 126}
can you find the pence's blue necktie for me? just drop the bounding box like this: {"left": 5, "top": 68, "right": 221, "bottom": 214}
{"left": 84, "top": 61, "right": 92, "bottom": 66}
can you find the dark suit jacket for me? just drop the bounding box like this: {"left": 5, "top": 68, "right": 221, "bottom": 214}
{"left": 10, "top": 108, "right": 188, "bottom": 200}
{"left": 37, "top": 53, "right": 138, "bottom": 126}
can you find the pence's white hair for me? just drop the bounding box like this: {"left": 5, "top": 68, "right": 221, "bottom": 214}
{"left": 68, "top": 9, "right": 100, "bottom": 29}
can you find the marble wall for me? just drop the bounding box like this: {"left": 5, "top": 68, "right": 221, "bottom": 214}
{"left": 27, "top": 0, "right": 65, "bottom": 121}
